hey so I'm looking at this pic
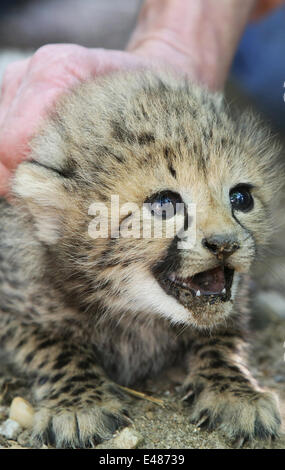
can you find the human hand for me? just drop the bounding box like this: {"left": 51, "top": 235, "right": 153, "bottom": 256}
{"left": 0, "top": 44, "right": 149, "bottom": 196}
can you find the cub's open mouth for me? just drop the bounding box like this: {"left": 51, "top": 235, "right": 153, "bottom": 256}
{"left": 162, "top": 266, "right": 234, "bottom": 303}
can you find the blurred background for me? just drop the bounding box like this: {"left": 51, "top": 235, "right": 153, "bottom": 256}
{"left": 0, "top": 0, "right": 284, "bottom": 132}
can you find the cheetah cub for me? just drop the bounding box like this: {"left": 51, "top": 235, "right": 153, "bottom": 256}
{"left": 0, "top": 70, "right": 283, "bottom": 448}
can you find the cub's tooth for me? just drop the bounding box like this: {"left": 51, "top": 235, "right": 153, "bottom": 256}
{"left": 169, "top": 273, "right": 176, "bottom": 282}
{"left": 222, "top": 288, "right": 226, "bottom": 294}
{"left": 196, "top": 290, "right": 201, "bottom": 297}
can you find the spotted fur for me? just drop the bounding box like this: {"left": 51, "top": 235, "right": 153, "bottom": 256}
{"left": 0, "top": 70, "right": 283, "bottom": 447}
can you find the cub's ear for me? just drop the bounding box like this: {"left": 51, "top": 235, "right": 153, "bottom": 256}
{"left": 12, "top": 161, "right": 73, "bottom": 244}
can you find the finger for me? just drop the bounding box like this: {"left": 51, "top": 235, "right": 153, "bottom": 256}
{"left": 0, "top": 161, "right": 11, "bottom": 197}
{"left": 0, "top": 58, "right": 31, "bottom": 126}
{"left": 79, "top": 48, "right": 148, "bottom": 80}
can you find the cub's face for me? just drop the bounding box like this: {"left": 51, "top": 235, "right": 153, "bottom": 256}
{"left": 13, "top": 71, "right": 282, "bottom": 330}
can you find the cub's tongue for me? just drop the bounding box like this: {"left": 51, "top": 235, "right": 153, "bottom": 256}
{"left": 186, "top": 266, "right": 225, "bottom": 295}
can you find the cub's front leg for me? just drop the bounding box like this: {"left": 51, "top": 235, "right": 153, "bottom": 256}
{"left": 0, "top": 316, "right": 130, "bottom": 448}
{"left": 183, "top": 323, "right": 281, "bottom": 446}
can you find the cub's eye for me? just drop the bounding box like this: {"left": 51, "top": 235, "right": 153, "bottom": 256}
{"left": 145, "top": 191, "right": 183, "bottom": 219}
{"left": 229, "top": 184, "right": 254, "bottom": 212}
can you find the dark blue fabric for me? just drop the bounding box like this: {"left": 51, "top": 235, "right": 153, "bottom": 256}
{"left": 231, "top": 5, "right": 285, "bottom": 131}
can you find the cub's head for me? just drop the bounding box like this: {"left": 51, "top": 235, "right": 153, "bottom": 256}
{"left": 13, "top": 70, "right": 283, "bottom": 330}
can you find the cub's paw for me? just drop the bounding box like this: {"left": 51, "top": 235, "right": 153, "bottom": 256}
{"left": 32, "top": 390, "right": 131, "bottom": 448}
{"left": 183, "top": 378, "right": 281, "bottom": 446}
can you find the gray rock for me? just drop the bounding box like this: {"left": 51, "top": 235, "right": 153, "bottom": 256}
{"left": 0, "top": 419, "right": 22, "bottom": 440}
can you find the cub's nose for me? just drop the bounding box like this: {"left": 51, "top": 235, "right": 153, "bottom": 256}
{"left": 202, "top": 235, "right": 240, "bottom": 259}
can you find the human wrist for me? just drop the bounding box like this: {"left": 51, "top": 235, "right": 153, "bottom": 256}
{"left": 127, "top": 0, "right": 257, "bottom": 90}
